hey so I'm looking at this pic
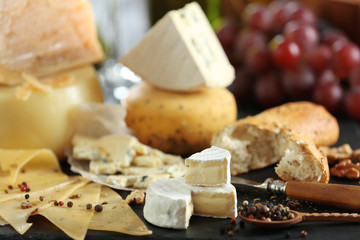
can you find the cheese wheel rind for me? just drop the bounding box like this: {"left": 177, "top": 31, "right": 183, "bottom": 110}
{"left": 125, "top": 82, "right": 237, "bottom": 156}
{"left": 0, "top": 66, "right": 103, "bottom": 157}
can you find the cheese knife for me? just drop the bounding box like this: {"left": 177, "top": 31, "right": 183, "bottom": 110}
{"left": 231, "top": 177, "right": 360, "bottom": 211}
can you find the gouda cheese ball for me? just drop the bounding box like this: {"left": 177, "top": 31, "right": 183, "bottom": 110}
{"left": 0, "top": 66, "right": 103, "bottom": 158}
{"left": 125, "top": 82, "right": 237, "bottom": 156}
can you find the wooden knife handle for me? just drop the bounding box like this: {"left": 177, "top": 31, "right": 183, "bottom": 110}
{"left": 285, "top": 181, "right": 360, "bottom": 211}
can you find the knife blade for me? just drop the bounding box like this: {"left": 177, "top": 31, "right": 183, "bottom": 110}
{"left": 231, "top": 176, "right": 360, "bottom": 211}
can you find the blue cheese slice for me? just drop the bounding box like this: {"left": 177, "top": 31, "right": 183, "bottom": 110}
{"left": 185, "top": 146, "right": 231, "bottom": 186}
{"left": 72, "top": 135, "right": 136, "bottom": 168}
{"left": 107, "top": 174, "right": 170, "bottom": 189}
{"left": 119, "top": 2, "right": 234, "bottom": 91}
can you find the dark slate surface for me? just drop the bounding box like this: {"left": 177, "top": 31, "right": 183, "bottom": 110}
{"left": 1, "top": 107, "right": 360, "bottom": 240}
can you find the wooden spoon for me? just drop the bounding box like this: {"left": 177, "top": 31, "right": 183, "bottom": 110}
{"left": 239, "top": 210, "right": 360, "bottom": 228}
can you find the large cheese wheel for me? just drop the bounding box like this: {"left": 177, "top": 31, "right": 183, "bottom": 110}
{"left": 0, "top": 65, "right": 103, "bottom": 157}
{"left": 125, "top": 82, "right": 237, "bottom": 156}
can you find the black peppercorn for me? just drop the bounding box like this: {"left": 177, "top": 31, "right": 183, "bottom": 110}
{"left": 67, "top": 201, "right": 73, "bottom": 208}
{"left": 94, "top": 204, "right": 103, "bottom": 212}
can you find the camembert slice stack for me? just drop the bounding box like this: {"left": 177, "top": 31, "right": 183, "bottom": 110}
{"left": 143, "top": 178, "right": 193, "bottom": 229}
{"left": 119, "top": 2, "right": 234, "bottom": 91}
{"left": 143, "top": 147, "right": 237, "bottom": 229}
{"left": 185, "top": 146, "right": 230, "bottom": 185}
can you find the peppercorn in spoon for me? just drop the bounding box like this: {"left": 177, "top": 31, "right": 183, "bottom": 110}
{"left": 238, "top": 203, "right": 360, "bottom": 228}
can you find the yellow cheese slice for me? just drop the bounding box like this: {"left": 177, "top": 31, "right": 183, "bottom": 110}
{"left": 0, "top": 179, "right": 71, "bottom": 204}
{"left": 38, "top": 183, "right": 101, "bottom": 240}
{"left": 0, "top": 177, "right": 89, "bottom": 234}
{"left": 0, "top": 66, "right": 104, "bottom": 157}
{"left": 0, "top": 0, "right": 104, "bottom": 86}
{"left": 0, "top": 149, "right": 68, "bottom": 188}
{"left": 89, "top": 186, "right": 152, "bottom": 236}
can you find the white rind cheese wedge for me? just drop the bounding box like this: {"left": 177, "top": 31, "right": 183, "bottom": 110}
{"left": 143, "top": 178, "right": 193, "bottom": 229}
{"left": 190, "top": 184, "right": 237, "bottom": 218}
{"left": 0, "top": 0, "right": 104, "bottom": 85}
{"left": 143, "top": 177, "right": 238, "bottom": 229}
{"left": 119, "top": 2, "right": 234, "bottom": 91}
{"left": 185, "top": 146, "right": 231, "bottom": 186}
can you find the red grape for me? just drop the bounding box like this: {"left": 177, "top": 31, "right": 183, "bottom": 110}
{"left": 254, "top": 72, "right": 284, "bottom": 107}
{"left": 271, "top": 36, "right": 300, "bottom": 68}
{"left": 321, "top": 29, "right": 348, "bottom": 47}
{"left": 349, "top": 65, "right": 360, "bottom": 88}
{"left": 331, "top": 42, "right": 360, "bottom": 78}
{"left": 233, "top": 29, "right": 267, "bottom": 62}
{"left": 288, "top": 5, "right": 316, "bottom": 25}
{"left": 282, "top": 64, "right": 316, "bottom": 99}
{"left": 243, "top": 3, "right": 273, "bottom": 33}
{"left": 313, "top": 81, "right": 344, "bottom": 113}
{"left": 345, "top": 87, "right": 360, "bottom": 120}
{"left": 316, "top": 69, "right": 337, "bottom": 86}
{"left": 217, "top": 19, "right": 239, "bottom": 53}
{"left": 305, "top": 44, "right": 332, "bottom": 72}
{"left": 283, "top": 21, "right": 320, "bottom": 51}
{"left": 269, "top": 0, "right": 299, "bottom": 33}
{"left": 245, "top": 48, "right": 272, "bottom": 74}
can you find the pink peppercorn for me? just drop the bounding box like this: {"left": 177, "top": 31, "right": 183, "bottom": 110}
{"left": 300, "top": 230, "right": 307, "bottom": 237}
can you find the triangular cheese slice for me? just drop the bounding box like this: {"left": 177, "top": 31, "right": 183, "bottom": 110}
{"left": 119, "top": 2, "right": 234, "bottom": 91}
{"left": 0, "top": 177, "right": 89, "bottom": 234}
{"left": 89, "top": 186, "right": 152, "bottom": 236}
{"left": 38, "top": 182, "right": 101, "bottom": 240}
{"left": 0, "top": 0, "right": 104, "bottom": 86}
{"left": 0, "top": 149, "right": 68, "bottom": 189}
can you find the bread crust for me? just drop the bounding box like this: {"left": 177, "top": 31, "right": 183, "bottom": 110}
{"left": 238, "top": 101, "right": 339, "bottom": 147}
{"left": 212, "top": 102, "right": 335, "bottom": 182}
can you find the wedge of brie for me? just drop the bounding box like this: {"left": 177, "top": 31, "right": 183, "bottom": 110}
{"left": 119, "top": 2, "right": 234, "bottom": 91}
{"left": 185, "top": 146, "right": 231, "bottom": 186}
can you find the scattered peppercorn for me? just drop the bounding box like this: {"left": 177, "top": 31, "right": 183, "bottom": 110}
{"left": 94, "top": 204, "right": 103, "bottom": 212}
{"left": 22, "top": 182, "right": 27, "bottom": 185}
{"left": 86, "top": 203, "right": 92, "bottom": 210}
{"left": 8, "top": 185, "right": 13, "bottom": 190}
{"left": 300, "top": 230, "right": 307, "bottom": 237}
{"left": 25, "top": 194, "right": 29, "bottom": 199}
{"left": 59, "top": 201, "right": 64, "bottom": 206}
{"left": 231, "top": 218, "right": 237, "bottom": 224}
{"left": 67, "top": 201, "right": 73, "bottom": 208}
{"left": 20, "top": 186, "right": 26, "bottom": 192}
{"left": 227, "top": 230, "right": 234, "bottom": 236}
{"left": 25, "top": 187, "right": 30, "bottom": 192}
{"left": 31, "top": 208, "right": 39, "bottom": 215}
{"left": 239, "top": 202, "right": 295, "bottom": 222}
{"left": 54, "top": 200, "right": 59, "bottom": 206}
{"left": 287, "top": 201, "right": 296, "bottom": 209}
{"left": 4, "top": 190, "right": 8, "bottom": 194}
{"left": 39, "top": 196, "right": 44, "bottom": 201}
{"left": 21, "top": 169, "right": 26, "bottom": 173}
{"left": 69, "top": 193, "right": 81, "bottom": 199}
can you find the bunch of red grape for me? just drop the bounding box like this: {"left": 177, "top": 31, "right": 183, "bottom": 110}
{"left": 217, "top": 0, "right": 360, "bottom": 120}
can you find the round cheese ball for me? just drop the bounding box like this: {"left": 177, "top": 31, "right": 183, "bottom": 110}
{"left": 0, "top": 65, "right": 103, "bottom": 158}
{"left": 125, "top": 82, "right": 237, "bottom": 156}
